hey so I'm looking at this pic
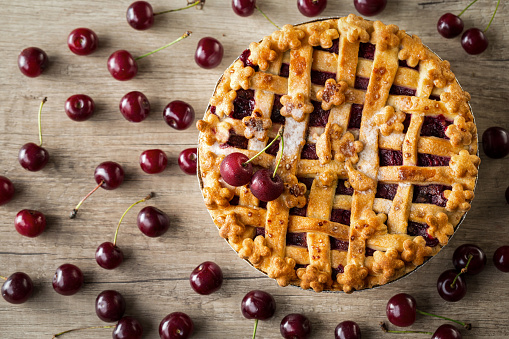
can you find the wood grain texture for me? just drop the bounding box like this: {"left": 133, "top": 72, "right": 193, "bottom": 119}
{"left": 1, "top": 0, "right": 509, "bottom": 338}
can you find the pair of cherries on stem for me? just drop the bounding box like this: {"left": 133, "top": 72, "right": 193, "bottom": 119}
{"left": 220, "top": 129, "right": 284, "bottom": 202}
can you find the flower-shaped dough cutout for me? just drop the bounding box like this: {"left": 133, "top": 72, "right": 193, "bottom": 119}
{"left": 316, "top": 79, "right": 348, "bottom": 111}
{"left": 449, "top": 150, "right": 480, "bottom": 178}
{"left": 283, "top": 175, "right": 307, "bottom": 209}
{"left": 440, "top": 86, "right": 472, "bottom": 119}
{"left": 353, "top": 210, "right": 388, "bottom": 240}
{"left": 372, "top": 248, "right": 405, "bottom": 284}
{"left": 196, "top": 113, "right": 232, "bottom": 146}
{"left": 401, "top": 236, "right": 432, "bottom": 266}
{"left": 345, "top": 160, "right": 375, "bottom": 192}
{"left": 306, "top": 21, "right": 339, "bottom": 48}
{"left": 267, "top": 256, "right": 297, "bottom": 287}
{"left": 280, "top": 93, "right": 314, "bottom": 122}
{"left": 427, "top": 59, "right": 455, "bottom": 88}
{"left": 336, "top": 132, "right": 364, "bottom": 164}
{"left": 445, "top": 115, "right": 477, "bottom": 147}
{"left": 203, "top": 185, "right": 234, "bottom": 209}
{"left": 238, "top": 235, "right": 271, "bottom": 266}
{"left": 314, "top": 123, "right": 342, "bottom": 165}
{"left": 444, "top": 183, "right": 474, "bottom": 212}
{"left": 215, "top": 212, "right": 246, "bottom": 245}
{"left": 337, "top": 264, "right": 368, "bottom": 293}
{"left": 374, "top": 105, "right": 406, "bottom": 136}
{"left": 271, "top": 24, "right": 306, "bottom": 51}
{"left": 338, "top": 14, "right": 372, "bottom": 43}
{"left": 242, "top": 112, "right": 272, "bottom": 141}
{"left": 397, "top": 31, "right": 428, "bottom": 67}
{"left": 200, "top": 151, "right": 224, "bottom": 173}
{"left": 228, "top": 59, "right": 255, "bottom": 91}
{"left": 370, "top": 21, "right": 400, "bottom": 51}
{"left": 297, "top": 264, "right": 333, "bottom": 292}
{"left": 426, "top": 212, "right": 454, "bottom": 246}
{"left": 248, "top": 36, "right": 278, "bottom": 71}
{"left": 209, "top": 75, "right": 237, "bottom": 118}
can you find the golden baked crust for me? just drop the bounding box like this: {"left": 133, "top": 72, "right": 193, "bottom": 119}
{"left": 197, "top": 15, "right": 479, "bottom": 292}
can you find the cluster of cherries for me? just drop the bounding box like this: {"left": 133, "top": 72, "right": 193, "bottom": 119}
{"left": 437, "top": 0, "right": 500, "bottom": 55}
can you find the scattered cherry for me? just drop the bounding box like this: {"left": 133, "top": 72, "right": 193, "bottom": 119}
{"left": 119, "top": 91, "right": 150, "bottom": 123}
{"left": 335, "top": 320, "right": 361, "bottom": 339}
{"left": 220, "top": 152, "right": 253, "bottom": 186}
{"left": 14, "top": 209, "right": 46, "bottom": 238}
{"left": 232, "top": 0, "right": 256, "bottom": 16}
{"left": 163, "top": 100, "right": 195, "bottom": 130}
{"left": 113, "top": 316, "right": 143, "bottom": 339}
{"left": 437, "top": 13, "right": 464, "bottom": 39}
{"left": 1, "top": 272, "right": 33, "bottom": 304}
{"left": 452, "top": 244, "right": 486, "bottom": 275}
{"left": 19, "top": 97, "right": 49, "bottom": 172}
{"left": 437, "top": 269, "right": 467, "bottom": 302}
{"left": 67, "top": 28, "right": 98, "bottom": 55}
{"left": 0, "top": 176, "right": 15, "bottom": 206}
{"left": 506, "top": 186, "right": 509, "bottom": 204}
{"left": 127, "top": 0, "right": 204, "bottom": 30}
{"left": 432, "top": 324, "right": 462, "bottom": 339}
{"left": 353, "top": 0, "right": 387, "bottom": 17}
{"left": 189, "top": 261, "right": 223, "bottom": 295}
{"left": 482, "top": 126, "right": 509, "bottom": 159}
{"left": 96, "top": 290, "right": 126, "bottom": 323}
{"left": 280, "top": 313, "right": 312, "bottom": 339}
{"left": 139, "top": 149, "right": 168, "bottom": 174}
{"left": 250, "top": 169, "right": 284, "bottom": 202}
{"left": 178, "top": 148, "right": 197, "bottom": 175}
{"left": 137, "top": 206, "right": 170, "bottom": 237}
{"left": 297, "top": 0, "right": 327, "bottom": 17}
{"left": 18, "top": 47, "right": 48, "bottom": 77}
{"left": 241, "top": 290, "right": 276, "bottom": 320}
{"left": 159, "top": 312, "right": 194, "bottom": 339}
{"left": 461, "top": 28, "right": 488, "bottom": 55}
{"left": 65, "top": 94, "right": 95, "bottom": 122}
{"left": 493, "top": 246, "right": 509, "bottom": 272}
{"left": 52, "top": 263, "right": 84, "bottom": 296}
{"left": 195, "top": 37, "right": 223, "bottom": 69}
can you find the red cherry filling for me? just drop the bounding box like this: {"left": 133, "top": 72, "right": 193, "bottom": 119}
{"left": 354, "top": 76, "right": 370, "bottom": 91}
{"left": 314, "top": 38, "right": 339, "bottom": 54}
{"left": 231, "top": 89, "right": 255, "bottom": 120}
{"left": 347, "top": 104, "right": 363, "bottom": 129}
{"left": 239, "top": 49, "right": 258, "bottom": 69}
{"left": 413, "top": 184, "right": 450, "bottom": 207}
{"left": 379, "top": 149, "right": 403, "bottom": 166}
{"left": 300, "top": 144, "right": 319, "bottom": 160}
{"left": 311, "top": 70, "right": 336, "bottom": 86}
{"left": 375, "top": 183, "right": 398, "bottom": 200}
{"left": 389, "top": 85, "right": 416, "bottom": 97}
{"left": 309, "top": 101, "right": 330, "bottom": 127}
{"left": 335, "top": 179, "right": 354, "bottom": 195}
{"left": 270, "top": 95, "right": 285, "bottom": 125}
{"left": 265, "top": 138, "right": 280, "bottom": 156}
{"left": 219, "top": 132, "right": 249, "bottom": 149}
{"left": 286, "top": 232, "right": 308, "bottom": 248}
{"left": 279, "top": 63, "right": 290, "bottom": 78}
{"left": 358, "top": 42, "right": 375, "bottom": 60}
{"left": 331, "top": 265, "right": 345, "bottom": 279}
{"left": 330, "top": 208, "right": 351, "bottom": 225}
{"left": 220, "top": 152, "right": 253, "bottom": 186}
{"left": 417, "top": 153, "right": 451, "bottom": 167}
{"left": 289, "top": 206, "right": 307, "bottom": 216}
{"left": 407, "top": 221, "right": 439, "bottom": 247}
{"left": 330, "top": 238, "right": 349, "bottom": 251}
{"left": 421, "top": 114, "right": 452, "bottom": 138}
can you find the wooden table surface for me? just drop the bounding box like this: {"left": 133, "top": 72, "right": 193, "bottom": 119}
{"left": 1, "top": 0, "right": 509, "bottom": 338}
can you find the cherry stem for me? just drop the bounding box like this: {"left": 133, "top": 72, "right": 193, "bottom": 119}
{"left": 273, "top": 129, "right": 284, "bottom": 178}
{"left": 252, "top": 319, "right": 258, "bottom": 339}
{"left": 451, "top": 254, "right": 472, "bottom": 287}
{"left": 380, "top": 322, "right": 432, "bottom": 335}
{"left": 416, "top": 309, "right": 472, "bottom": 330}
{"left": 135, "top": 31, "right": 192, "bottom": 60}
{"left": 0, "top": 275, "right": 7, "bottom": 281}
{"left": 154, "top": 0, "right": 204, "bottom": 15}
{"left": 458, "top": 0, "right": 479, "bottom": 17}
{"left": 485, "top": 0, "right": 500, "bottom": 32}
{"left": 37, "top": 97, "right": 47, "bottom": 147}
{"left": 113, "top": 192, "right": 154, "bottom": 246}
{"left": 243, "top": 127, "right": 284, "bottom": 166}
{"left": 70, "top": 180, "right": 104, "bottom": 219}
{"left": 255, "top": 5, "right": 280, "bottom": 30}
{"left": 52, "top": 325, "right": 115, "bottom": 338}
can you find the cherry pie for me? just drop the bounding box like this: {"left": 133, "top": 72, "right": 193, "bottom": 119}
{"left": 197, "top": 15, "right": 479, "bottom": 293}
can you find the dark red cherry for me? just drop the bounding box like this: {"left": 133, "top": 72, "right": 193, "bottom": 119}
{"left": 126, "top": 1, "right": 154, "bottom": 30}
{"left": 482, "top": 126, "right": 509, "bottom": 159}
{"left": 113, "top": 316, "right": 143, "bottom": 339}
{"left": 0, "top": 176, "right": 15, "bottom": 206}
{"left": 437, "top": 269, "right": 467, "bottom": 302}
{"left": 432, "top": 324, "right": 462, "bottom": 339}
{"left": 493, "top": 246, "right": 509, "bottom": 272}
{"left": 250, "top": 169, "right": 284, "bottom": 202}
{"left": 119, "top": 91, "right": 150, "bottom": 123}
{"left": 189, "top": 261, "right": 223, "bottom": 295}
{"left": 18, "top": 47, "right": 48, "bottom": 78}
{"left": 163, "top": 100, "right": 195, "bottom": 130}
{"left": 232, "top": 0, "right": 256, "bottom": 16}
{"left": 52, "top": 264, "right": 84, "bottom": 296}
{"left": 96, "top": 242, "right": 124, "bottom": 270}
{"left": 335, "top": 320, "right": 361, "bottom": 339}
{"left": 107, "top": 50, "right": 138, "bottom": 81}
{"left": 452, "top": 244, "right": 486, "bottom": 275}
{"left": 353, "top": 0, "right": 387, "bottom": 16}
{"left": 95, "top": 290, "right": 126, "bottom": 323}
{"left": 437, "top": 13, "right": 464, "bottom": 39}
{"left": 195, "top": 37, "right": 223, "bottom": 69}
{"left": 14, "top": 209, "right": 46, "bottom": 238}
{"left": 220, "top": 152, "right": 253, "bottom": 186}
{"left": 67, "top": 28, "right": 98, "bottom": 55}
{"left": 178, "top": 148, "right": 197, "bottom": 175}
{"left": 65, "top": 94, "right": 95, "bottom": 121}
{"left": 461, "top": 28, "right": 488, "bottom": 55}
{"left": 386, "top": 293, "right": 416, "bottom": 327}
{"left": 297, "top": 0, "right": 327, "bottom": 17}
{"left": 280, "top": 313, "right": 312, "bottom": 339}
{"left": 94, "top": 161, "right": 124, "bottom": 190}
{"left": 159, "top": 312, "right": 194, "bottom": 339}
{"left": 19, "top": 142, "right": 49, "bottom": 172}
{"left": 137, "top": 206, "right": 170, "bottom": 237}
{"left": 241, "top": 290, "right": 276, "bottom": 320}
{"left": 506, "top": 186, "right": 509, "bottom": 204}
{"left": 139, "top": 149, "right": 167, "bottom": 174}
{"left": 1, "top": 272, "right": 33, "bottom": 304}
